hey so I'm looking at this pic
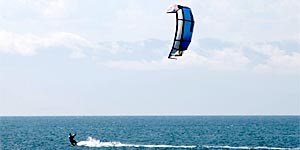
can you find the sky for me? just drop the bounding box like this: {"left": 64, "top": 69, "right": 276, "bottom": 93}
{"left": 0, "top": 0, "right": 299, "bottom": 116}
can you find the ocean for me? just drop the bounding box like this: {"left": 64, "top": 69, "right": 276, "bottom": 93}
{"left": 0, "top": 116, "right": 299, "bottom": 150}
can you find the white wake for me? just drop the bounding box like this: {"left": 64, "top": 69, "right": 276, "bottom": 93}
{"left": 77, "top": 137, "right": 196, "bottom": 148}
{"left": 77, "top": 137, "right": 300, "bottom": 150}
{"left": 202, "top": 145, "right": 300, "bottom": 150}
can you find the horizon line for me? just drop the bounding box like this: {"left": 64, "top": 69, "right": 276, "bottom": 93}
{"left": 1, "top": 114, "right": 299, "bottom": 117}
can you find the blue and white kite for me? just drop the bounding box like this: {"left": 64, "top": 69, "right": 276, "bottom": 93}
{"left": 167, "top": 4, "right": 195, "bottom": 59}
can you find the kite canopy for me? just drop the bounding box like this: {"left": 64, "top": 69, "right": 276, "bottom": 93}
{"left": 167, "top": 4, "right": 194, "bottom": 59}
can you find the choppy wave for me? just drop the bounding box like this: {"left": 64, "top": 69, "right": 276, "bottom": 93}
{"left": 77, "top": 137, "right": 300, "bottom": 150}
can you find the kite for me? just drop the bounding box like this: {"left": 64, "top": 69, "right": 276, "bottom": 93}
{"left": 167, "top": 4, "right": 195, "bottom": 59}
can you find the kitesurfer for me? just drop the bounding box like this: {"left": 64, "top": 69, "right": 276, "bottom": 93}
{"left": 69, "top": 133, "right": 77, "bottom": 146}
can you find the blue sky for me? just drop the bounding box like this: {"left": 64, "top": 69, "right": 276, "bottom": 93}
{"left": 0, "top": 0, "right": 299, "bottom": 116}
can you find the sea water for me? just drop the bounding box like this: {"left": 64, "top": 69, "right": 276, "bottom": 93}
{"left": 0, "top": 116, "right": 299, "bottom": 150}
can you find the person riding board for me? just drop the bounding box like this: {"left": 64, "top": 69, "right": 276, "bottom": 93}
{"left": 69, "top": 133, "right": 77, "bottom": 146}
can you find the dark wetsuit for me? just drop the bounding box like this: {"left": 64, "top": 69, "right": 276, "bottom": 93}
{"left": 69, "top": 133, "right": 77, "bottom": 146}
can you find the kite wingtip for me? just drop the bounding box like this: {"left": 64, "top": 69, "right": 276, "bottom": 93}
{"left": 168, "top": 56, "right": 177, "bottom": 60}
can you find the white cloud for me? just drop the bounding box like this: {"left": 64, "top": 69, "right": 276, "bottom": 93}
{"left": 252, "top": 44, "right": 300, "bottom": 74}
{"left": 1, "top": 0, "right": 298, "bottom": 42}
{"left": 98, "top": 40, "right": 299, "bottom": 75}
{"left": 1, "top": 29, "right": 299, "bottom": 75}
{"left": 100, "top": 52, "right": 208, "bottom": 71}
{"left": 0, "top": 31, "right": 41, "bottom": 55}
{"left": 18, "top": 0, "right": 71, "bottom": 18}
{"left": 42, "top": 0, "right": 67, "bottom": 18}
{"left": 0, "top": 30, "right": 92, "bottom": 57}
{"left": 191, "top": 0, "right": 300, "bottom": 42}
{"left": 208, "top": 48, "right": 250, "bottom": 70}
{"left": 0, "top": 0, "right": 71, "bottom": 19}
{"left": 102, "top": 58, "right": 171, "bottom": 71}
{"left": 101, "top": 47, "right": 251, "bottom": 71}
